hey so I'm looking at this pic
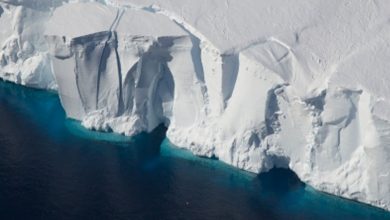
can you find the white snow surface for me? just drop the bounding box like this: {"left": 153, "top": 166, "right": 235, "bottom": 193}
{"left": 0, "top": 0, "right": 389, "bottom": 211}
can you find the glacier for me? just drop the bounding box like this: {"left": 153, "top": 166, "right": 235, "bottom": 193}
{"left": 0, "top": 0, "right": 389, "bottom": 211}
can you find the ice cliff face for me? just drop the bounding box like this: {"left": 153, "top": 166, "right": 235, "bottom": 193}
{"left": 0, "top": 0, "right": 389, "bottom": 211}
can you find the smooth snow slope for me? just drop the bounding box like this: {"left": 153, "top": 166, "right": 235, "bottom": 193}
{"left": 0, "top": 0, "right": 389, "bottom": 211}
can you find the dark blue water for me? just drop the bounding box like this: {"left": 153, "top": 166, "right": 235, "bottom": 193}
{"left": 0, "top": 80, "right": 389, "bottom": 220}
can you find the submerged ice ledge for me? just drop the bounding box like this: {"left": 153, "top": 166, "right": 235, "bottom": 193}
{"left": 0, "top": 0, "right": 389, "bottom": 211}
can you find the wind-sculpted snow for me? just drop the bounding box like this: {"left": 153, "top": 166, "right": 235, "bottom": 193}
{"left": 0, "top": 0, "right": 389, "bottom": 211}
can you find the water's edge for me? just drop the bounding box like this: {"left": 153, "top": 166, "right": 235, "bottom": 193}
{"left": 0, "top": 79, "right": 389, "bottom": 219}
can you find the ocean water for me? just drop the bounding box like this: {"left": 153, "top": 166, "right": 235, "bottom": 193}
{"left": 0, "top": 80, "right": 389, "bottom": 220}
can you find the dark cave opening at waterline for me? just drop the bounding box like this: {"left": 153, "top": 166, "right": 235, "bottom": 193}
{"left": 0, "top": 79, "right": 389, "bottom": 219}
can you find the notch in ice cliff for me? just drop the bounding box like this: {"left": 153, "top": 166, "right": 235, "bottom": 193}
{"left": 0, "top": 0, "right": 389, "bottom": 211}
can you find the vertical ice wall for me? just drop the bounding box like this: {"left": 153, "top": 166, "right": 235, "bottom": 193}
{"left": 0, "top": 0, "right": 389, "bottom": 211}
{"left": 45, "top": 2, "right": 206, "bottom": 137}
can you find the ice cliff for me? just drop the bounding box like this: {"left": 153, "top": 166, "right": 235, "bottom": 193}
{"left": 0, "top": 0, "right": 389, "bottom": 211}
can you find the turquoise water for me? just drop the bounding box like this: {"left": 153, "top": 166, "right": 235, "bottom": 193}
{"left": 0, "top": 79, "right": 389, "bottom": 219}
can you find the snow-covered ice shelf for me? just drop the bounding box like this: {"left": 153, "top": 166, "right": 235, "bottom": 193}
{"left": 0, "top": 0, "right": 389, "bottom": 211}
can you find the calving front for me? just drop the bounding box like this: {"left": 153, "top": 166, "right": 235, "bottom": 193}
{"left": 0, "top": 0, "right": 389, "bottom": 211}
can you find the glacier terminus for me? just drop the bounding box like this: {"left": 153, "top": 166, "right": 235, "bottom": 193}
{"left": 0, "top": 0, "right": 389, "bottom": 212}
